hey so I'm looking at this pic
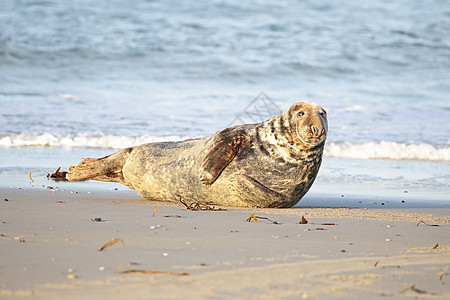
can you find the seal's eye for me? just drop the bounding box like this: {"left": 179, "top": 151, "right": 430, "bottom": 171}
{"left": 298, "top": 111, "right": 305, "bottom": 117}
{"left": 319, "top": 112, "right": 326, "bottom": 117}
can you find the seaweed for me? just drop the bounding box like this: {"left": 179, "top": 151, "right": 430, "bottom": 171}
{"left": 116, "top": 264, "right": 188, "bottom": 276}
{"left": 416, "top": 220, "right": 439, "bottom": 227}
{"left": 179, "top": 195, "right": 223, "bottom": 211}
{"left": 99, "top": 238, "right": 126, "bottom": 251}
{"left": 299, "top": 216, "right": 308, "bottom": 224}
{"left": 246, "top": 214, "right": 279, "bottom": 224}
{"left": 47, "top": 167, "right": 68, "bottom": 181}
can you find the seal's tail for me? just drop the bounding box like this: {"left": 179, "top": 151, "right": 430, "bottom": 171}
{"left": 66, "top": 147, "right": 133, "bottom": 183}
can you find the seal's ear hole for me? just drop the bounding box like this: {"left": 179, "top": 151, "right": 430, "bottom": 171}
{"left": 298, "top": 111, "right": 305, "bottom": 117}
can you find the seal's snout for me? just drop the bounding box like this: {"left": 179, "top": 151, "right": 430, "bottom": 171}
{"left": 311, "top": 125, "right": 320, "bottom": 137}
{"left": 310, "top": 124, "right": 325, "bottom": 138}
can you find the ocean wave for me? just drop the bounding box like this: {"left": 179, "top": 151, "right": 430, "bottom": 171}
{"left": 0, "top": 133, "right": 187, "bottom": 149}
{"left": 325, "top": 142, "right": 450, "bottom": 162}
{"left": 1, "top": 133, "right": 449, "bottom": 162}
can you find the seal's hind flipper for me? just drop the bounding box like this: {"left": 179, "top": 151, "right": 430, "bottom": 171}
{"left": 200, "top": 128, "right": 247, "bottom": 185}
{"left": 66, "top": 147, "right": 133, "bottom": 182}
{"left": 231, "top": 174, "right": 289, "bottom": 208}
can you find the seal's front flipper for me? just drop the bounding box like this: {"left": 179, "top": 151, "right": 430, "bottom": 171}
{"left": 232, "top": 174, "right": 289, "bottom": 208}
{"left": 200, "top": 127, "right": 247, "bottom": 185}
{"left": 66, "top": 147, "right": 132, "bottom": 182}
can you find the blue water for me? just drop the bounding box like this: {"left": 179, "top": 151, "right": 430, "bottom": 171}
{"left": 1, "top": 0, "right": 449, "bottom": 205}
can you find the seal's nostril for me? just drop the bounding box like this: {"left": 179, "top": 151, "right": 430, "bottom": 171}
{"left": 311, "top": 125, "right": 319, "bottom": 136}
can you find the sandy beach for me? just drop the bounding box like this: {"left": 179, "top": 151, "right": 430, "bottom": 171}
{"left": 1, "top": 182, "right": 449, "bottom": 299}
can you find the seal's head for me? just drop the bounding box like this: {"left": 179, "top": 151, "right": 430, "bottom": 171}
{"left": 285, "top": 101, "right": 328, "bottom": 148}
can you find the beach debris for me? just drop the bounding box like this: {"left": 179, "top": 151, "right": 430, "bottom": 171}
{"left": 4, "top": 198, "right": 8, "bottom": 201}
{"left": 29, "top": 172, "right": 34, "bottom": 183}
{"left": 116, "top": 264, "right": 188, "bottom": 276}
{"left": 400, "top": 284, "right": 434, "bottom": 295}
{"left": 56, "top": 201, "right": 65, "bottom": 203}
{"left": 432, "top": 243, "right": 439, "bottom": 249}
{"left": 304, "top": 228, "right": 326, "bottom": 231}
{"left": 382, "top": 265, "right": 400, "bottom": 269}
{"left": 374, "top": 261, "right": 379, "bottom": 267}
{"left": 164, "top": 214, "right": 183, "bottom": 218}
{"left": 246, "top": 214, "right": 279, "bottom": 224}
{"left": 246, "top": 214, "right": 258, "bottom": 222}
{"left": 91, "top": 218, "right": 102, "bottom": 222}
{"left": 121, "top": 269, "right": 188, "bottom": 276}
{"left": 99, "top": 238, "right": 126, "bottom": 251}
{"left": 416, "top": 220, "right": 439, "bottom": 227}
{"left": 320, "top": 223, "right": 336, "bottom": 226}
{"left": 153, "top": 206, "right": 157, "bottom": 217}
{"left": 179, "top": 196, "right": 222, "bottom": 211}
{"left": 67, "top": 274, "right": 78, "bottom": 280}
{"left": 299, "top": 216, "right": 308, "bottom": 224}
{"left": 47, "top": 167, "right": 68, "bottom": 181}
{"left": 14, "top": 236, "right": 25, "bottom": 242}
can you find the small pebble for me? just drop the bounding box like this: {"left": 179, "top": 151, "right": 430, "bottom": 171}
{"left": 163, "top": 252, "right": 168, "bottom": 256}
{"left": 4, "top": 199, "right": 8, "bottom": 201}
{"left": 99, "top": 266, "right": 105, "bottom": 271}
{"left": 91, "top": 218, "right": 102, "bottom": 222}
{"left": 385, "top": 239, "right": 390, "bottom": 242}
{"left": 67, "top": 274, "right": 77, "bottom": 280}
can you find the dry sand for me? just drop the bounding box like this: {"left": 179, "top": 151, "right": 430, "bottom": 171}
{"left": 1, "top": 185, "right": 449, "bottom": 299}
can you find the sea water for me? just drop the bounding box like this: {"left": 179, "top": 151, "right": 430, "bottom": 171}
{"left": 1, "top": 0, "right": 449, "bottom": 207}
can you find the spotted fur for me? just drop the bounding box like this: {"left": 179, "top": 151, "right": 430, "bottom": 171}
{"left": 67, "top": 101, "right": 327, "bottom": 208}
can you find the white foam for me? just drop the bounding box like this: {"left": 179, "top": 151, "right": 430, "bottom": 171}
{"left": 325, "top": 142, "right": 450, "bottom": 161}
{"left": 1, "top": 133, "right": 449, "bottom": 161}
{"left": 0, "top": 133, "right": 187, "bottom": 149}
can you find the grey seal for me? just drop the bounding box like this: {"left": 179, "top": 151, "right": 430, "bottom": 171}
{"left": 66, "top": 101, "right": 327, "bottom": 208}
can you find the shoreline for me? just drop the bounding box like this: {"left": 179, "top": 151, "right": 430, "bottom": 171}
{"left": 1, "top": 187, "right": 449, "bottom": 299}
